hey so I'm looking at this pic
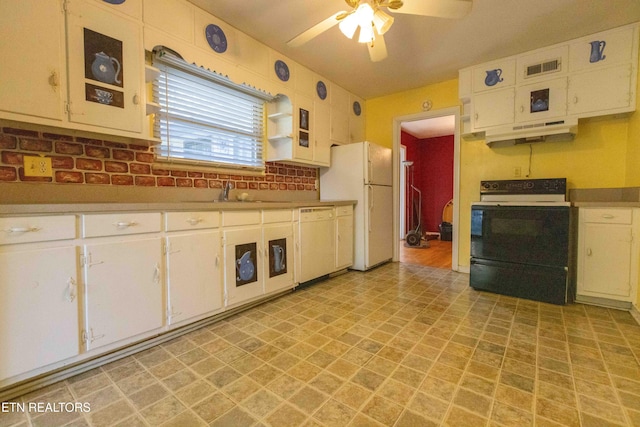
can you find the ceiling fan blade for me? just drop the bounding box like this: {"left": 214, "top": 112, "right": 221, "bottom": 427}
{"left": 368, "top": 34, "right": 387, "bottom": 62}
{"left": 287, "top": 12, "right": 346, "bottom": 47}
{"left": 389, "top": 0, "right": 472, "bottom": 19}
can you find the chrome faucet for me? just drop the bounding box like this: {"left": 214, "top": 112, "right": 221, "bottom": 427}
{"left": 220, "top": 180, "right": 232, "bottom": 201}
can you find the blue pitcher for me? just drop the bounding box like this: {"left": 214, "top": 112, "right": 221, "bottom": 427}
{"left": 272, "top": 245, "right": 285, "bottom": 273}
{"left": 484, "top": 69, "right": 503, "bottom": 87}
{"left": 236, "top": 251, "right": 255, "bottom": 282}
{"left": 91, "top": 52, "right": 121, "bottom": 85}
{"left": 589, "top": 40, "right": 606, "bottom": 63}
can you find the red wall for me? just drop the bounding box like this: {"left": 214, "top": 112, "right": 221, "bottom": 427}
{"left": 402, "top": 132, "right": 454, "bottom": 234}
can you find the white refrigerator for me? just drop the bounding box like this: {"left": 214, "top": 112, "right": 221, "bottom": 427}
{"left": 320, "top": 141, "right": 393, "bottom": 271}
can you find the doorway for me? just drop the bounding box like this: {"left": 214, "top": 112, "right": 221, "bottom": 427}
{"left": 392, "top": 108, "right": 461, "bottom": 271}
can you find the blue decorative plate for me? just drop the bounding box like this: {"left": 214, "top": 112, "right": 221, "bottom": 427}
{"left": 103, "top": 0, "right": 126, "bottom": 4}
{"left": 316, "top": 81, "right": 327, "bottom": 100}
{"left": 274, "top": 60, "right": 290, "bottom": 82}
{"left": 205, "top": 24, "right": 227, "bottom": 54}
{"left": 353, "top": 101, "right": 361, "bottom": 116}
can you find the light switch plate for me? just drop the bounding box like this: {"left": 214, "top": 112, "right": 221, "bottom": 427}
{"left": 23, "top": 155, "right": 53, "bottom": 177}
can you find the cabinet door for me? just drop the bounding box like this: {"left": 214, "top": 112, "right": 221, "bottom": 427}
{"left": 330, "top": 84, "right": 350, "bottom": 144}
{"left": 166, "top": 231, "right": 222, "bottom": 325}
{"left": 472, "top": 88, "right": 515, "bottom": 130}
{"left": 581, "top": 223, "right": 633, "bottom": 299}
{"left": 567, "top": 64, "right": 634, "bottom": 117}
{"left": 223, "top": 227, "right": 264, "bottom": 307}
{"left": 0, "top": 246, "right": 79, "bottom": 380}
{"left": 314, "top": 101, "right": 331, "bottom": 166}
{"left": 83, "top": 237, "right": 163, "bottom": 350}
{"left": 514, "top": 77, "right": 567, "bottom": 123}
{"left": 0, "top": 0, "right": 65, "bottom": 121}
{"left": 263, "top": 223, "right": 295, "bottom": 294}
{"left": 66, "top": 0, "right": 143, "bottom": 133}
{"left": 294, "top": 94, "right": 314, "bottom": 161}
{"left": 336, "top": 214, "right": 354, "bottom": 269}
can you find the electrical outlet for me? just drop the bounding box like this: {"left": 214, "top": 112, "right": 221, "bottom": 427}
{"left": 23, "top": 155, "right": 53, "bottom": 177}
{"left": 513, "top": 166, "right": 522, "bottom": 178}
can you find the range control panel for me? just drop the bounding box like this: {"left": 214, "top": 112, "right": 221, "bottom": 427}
{"left": 480, "top": 178, "right": 566, "bottom": 195}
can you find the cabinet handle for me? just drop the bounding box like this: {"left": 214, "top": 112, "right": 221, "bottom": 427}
{"left": 474, "top": 113, "right": 478, "bottom": 121}
{"left": 113, "top": 221, "right": 138, "bottom": 229}
{"left": 66, "top": 277, "right": 77, "bottom": 302}
{"left": 573, "top": 96, "right": 579, "bottom": 104}
{"left": 133, "top": 93, "right": 140, "bottom": 105}
{"left": 48, "top": 71, "right": 59, "bottom": 88}
{"left": 3, "top": 226, "right": 41, "bottom": 234}
{"left": 153, "top": 263, "right": 161, "bottom": 285}
{"left": 85, "top": 328, "right": 105, "bottom": 344}
{"left": 586, "top": 248, "right": 592, "bottom": 256}
{"left": 519, "top": 105, "right": 524, "bottom": 113}
{"left": 601, "top": 214, "right": 615, "bottom": 219}
{"left": 215, "top": 254, "right": 219, "bottom": 267}
{"left": 187, "top": 218, "right": 203, "bottom": 225}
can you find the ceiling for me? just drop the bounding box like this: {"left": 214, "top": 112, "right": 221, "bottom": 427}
{"left": 186, "top": 0, "right": 640, "bottom": 100}
{"left": 402, "top": 115, "right": 455, "bottom": 139}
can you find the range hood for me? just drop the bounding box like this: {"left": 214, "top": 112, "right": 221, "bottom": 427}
{"left": 485, "top": 117, "right": 578, "bottom": 146}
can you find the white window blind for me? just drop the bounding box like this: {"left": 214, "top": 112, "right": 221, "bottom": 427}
{"left": 153, "top": 53, "right": 269, "bottom": 170}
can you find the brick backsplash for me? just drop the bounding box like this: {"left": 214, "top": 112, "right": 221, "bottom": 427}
{"left": 0, "top": 127, "right": 318, "bottom": 191}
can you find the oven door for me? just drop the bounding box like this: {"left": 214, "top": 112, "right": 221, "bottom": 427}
{"left": 471, "top": 203, "right": 570, "bottom": 267}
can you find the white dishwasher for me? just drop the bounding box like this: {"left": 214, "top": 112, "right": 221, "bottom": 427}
{"left": 299, "top": 207, "right": 335, "bottom": 283}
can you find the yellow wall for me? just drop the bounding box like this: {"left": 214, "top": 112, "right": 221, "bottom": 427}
{"left": 365, "top": 60, "right": 640, "bottom": 278}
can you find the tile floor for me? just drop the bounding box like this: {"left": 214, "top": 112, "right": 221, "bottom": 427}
{"left": 2, "top": 263, "right": 640, "bottom": 427}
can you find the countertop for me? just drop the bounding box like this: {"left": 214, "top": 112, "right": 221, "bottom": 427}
{"left": 569, "top": 187, "right": 640, "bottom": 207}
{"left": 0, "top": 182, "right": 355, "bottom": 215}
{"left": 0, "top": 200, "right": 355, "bottom": 215}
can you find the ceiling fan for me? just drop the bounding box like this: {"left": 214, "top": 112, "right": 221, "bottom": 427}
{"left": 287, "top": 0, "right": 472, "bottom": 62}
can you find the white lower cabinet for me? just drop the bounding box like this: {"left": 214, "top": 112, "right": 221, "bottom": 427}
{"left": 81, "top": 213, "right": 163, "bottom": 351}
{"left": 165, "top": 231, "right": 222, "bottom": 326}
{"left": 0, "top": 215, "right": 78, "bottom": 382}
{"left": 164, "top": 211, "right": 222, "bottom": 326}
{"left": 223, "top": 226, "right": 264, "bottom": 307}
{"left": 577, "top": 208, "right": 640, "bottom": 303}
{"left": 263, "top": 213, "right": 295, "bottom": 294}
{"left": 0, "top": 245, "right": 79, "bottom": 381}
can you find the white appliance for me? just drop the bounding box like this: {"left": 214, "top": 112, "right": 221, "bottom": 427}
{"left": 320, "top": 141, "right": 393, "bottom": 271}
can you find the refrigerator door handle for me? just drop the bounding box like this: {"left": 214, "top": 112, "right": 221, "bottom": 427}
{"left": 368, "top": 185, "right": 373, "bottom": 232}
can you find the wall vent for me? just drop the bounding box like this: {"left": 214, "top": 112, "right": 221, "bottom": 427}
{"left": 525, "top": 59, "right": 561, "bottom": 78}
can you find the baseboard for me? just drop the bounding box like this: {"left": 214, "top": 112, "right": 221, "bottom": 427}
{"left": 574, "top": 294, "right": 633, "bottom": 310}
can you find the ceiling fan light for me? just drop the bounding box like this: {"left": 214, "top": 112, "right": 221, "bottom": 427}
{"left": 338, "top": 13, "right": 359, "bottom": 39}
{"left": 358, "top": 22, "right": 375, "bottom": 43}
{"left": 372, "top": 10, "right": 394, "bottom": 35}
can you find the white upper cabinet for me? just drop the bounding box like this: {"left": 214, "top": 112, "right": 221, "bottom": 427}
{"left": 472, "top": 59, "right": 516, "bottom": 93}
{"left": 472, "top": 88, "right": 515, "bottom": 130}
{"left": 514, "top": 77, "right": 568, "bottom": 123}
{"left": 1, "top": 0, "right": 147, "bottom": 138}
{"left": 143, "top": 0, "right": 194, "bottom": 43}
{"left": 459, "top": 22, "right": 638, "bottom": 138}
{"left": 569, "top": 25, "right": 636, "bottom": 72}
{"left": 567, "top": 25, "right": 638, "bottom": 118}
{"left": 66, "top": 0, "right": 144, "bottom": 133}
{"left": 0, "top": 0, "right": 66, "bottom": 122}
{"left": 330, "top": 83, "right": 350, "bottom": 145}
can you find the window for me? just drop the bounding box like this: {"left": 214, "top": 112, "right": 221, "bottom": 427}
{"left": 153, "top": 51, "right": 271, "bottom": 170}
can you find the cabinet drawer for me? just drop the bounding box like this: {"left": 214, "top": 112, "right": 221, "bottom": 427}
{"left": 0, "top": 215, "right": 76, "bottom": 245}
{"left": 165, "top": 211, "right": 220, "bottom": 231}
{"left": 222, "top": 210, "right": 261, "bottom": 227}
{"left": 335, "top": 206, "right": 353, "bottom": 217}
{"left": 262, "top": 209, "right": 293, "bottom": 224}
{"left": 83, "top": 212, "right": 161, "bottom": 237}
{"left": 582, "top": 208, "right": 632, "bottom": 224}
